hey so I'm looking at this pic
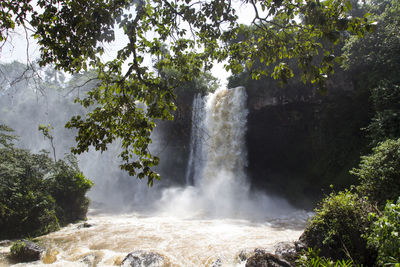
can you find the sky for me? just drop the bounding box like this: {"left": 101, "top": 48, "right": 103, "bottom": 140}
{"left": 0, "top": 1, "right": 256, "bottom": 88}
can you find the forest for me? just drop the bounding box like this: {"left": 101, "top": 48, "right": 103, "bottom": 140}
{"left": 1, "top": 0, "right": 400, "bottom": 266}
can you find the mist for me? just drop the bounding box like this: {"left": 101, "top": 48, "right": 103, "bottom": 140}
{"left": 0, "top": 61, "right": 306, "bottom": 222}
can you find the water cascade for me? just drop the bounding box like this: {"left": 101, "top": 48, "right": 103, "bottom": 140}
{"left": 184, "top": 87, "right": 250, "bottom": 217}
{"left": 161, "top": 86, "right": 299, "bottom": 219}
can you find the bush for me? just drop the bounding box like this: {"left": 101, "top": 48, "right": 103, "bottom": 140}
{"left": 351, "top": 138, "right": 400, "bottom": 207}
{"left": 296, "top": 248, "right": 354, "bottom": 267}
{"left": 48, "top": 155, "right": 93, "bottom": 226}
{"left": 0, "top": 147, "right": 60, "bottom": 239}
{"left": 367, "top": 198, "right": 400, "bottom": 266}
{"left": 366, "top": 81, "right": 400, "bottom": 145}
{"left": 0, "top": 128, "right": 93, "bottom": 239}
{"left": 300, "top": 190, "right": 376, "bottom": 265}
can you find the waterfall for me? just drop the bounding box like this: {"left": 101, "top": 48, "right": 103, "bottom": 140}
{"left": 201, "top": 86, "right": 248, "bottom": 184}
{"left": 186, "top": 87, "right": 248, "bottom": 185}
{"left": 160, "top": 86, "right": 298, "bottom": 219}
{"left": 181, "top": 87, "right": 250, "bottom": 217}
{"left": 185, "top": 94, "right": 205, "bottom": 185}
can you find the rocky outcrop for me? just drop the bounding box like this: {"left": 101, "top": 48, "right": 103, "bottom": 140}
{"left": 274, "top": 241, "right": 307, "bottom": 265}
{"left": 246, "top": 90, "right": 370, "bottom": 209}
{"left": 245, "top": 251, "right": 292, "bottom": 267}
{"left": 10, "top": 239, "right": 44, "bottom": 263}
{"left": 120, "top": 250, "right": 166, "bottom": 267}
{"left": 243, "top": 242, "right": 307, "bottom": 267}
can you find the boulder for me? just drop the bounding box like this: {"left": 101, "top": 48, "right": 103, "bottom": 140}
{"left": 0, "top": 240, "right": 13, "bottom": 247}
{"left": 10, "top": 239, "right": 44, "bottom": 262}
{"left": 78, "top": 222, "right": 94, "bottom": 229}
{"left": 80, "top": 254, "right": 97, "bottom": 267}
{"left": 245, "top": 249, "right": 293, "bottom": 267}
{"left": 120, "top": 250, "right": 165, "bottom": 267}
{"left": 274, "top": 242, "right": 299, "bottom": 265}
{"left": 209, "top": 258, "right": 222, "bottom": 267}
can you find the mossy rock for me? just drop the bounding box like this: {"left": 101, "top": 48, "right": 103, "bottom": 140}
{"left": 10, "top": 240, "right": 44, "bottom": 263}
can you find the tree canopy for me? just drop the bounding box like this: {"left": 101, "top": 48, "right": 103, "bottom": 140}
{"left": 0, "top": 0, "right": 374, "bottom": 184}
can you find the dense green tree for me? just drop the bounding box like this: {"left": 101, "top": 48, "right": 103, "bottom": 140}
{"left": 0, "top": 125, "right": 93, "bottom": 239}
{"left": 351, "top": 138, "right": 400, "bottom": 208}
{"left": 0, "top": 0, "right": 374, "bottom": 182}
{"left": 342, "top": 0, "right": 400, "bottom": 145}
{"left": 342, "top": 0, "right": 400, "bottom": 88}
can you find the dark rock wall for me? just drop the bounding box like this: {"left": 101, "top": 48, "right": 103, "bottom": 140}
{"left": 246, "top": 89, "right": 371, "bottom": 208}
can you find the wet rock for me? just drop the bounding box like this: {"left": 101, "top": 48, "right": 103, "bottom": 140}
{"left": 209, "top": 258, "right": 222, "bottom": 267}
{"left": 274, "top": 242, "right": 298, "bottom": 265}
{"left": 238, "top": 250, "right": 250, "bottom": 262}
{"left": 0, "top": 240, "right": 13, "bottom": 247}
{"left": 80, "top": 254, "right": 97, "bottom": 267}
{"left": 78, "top": 222, "right": 94, "bottom": 229}
{"left": 245, "top": 250, "right": 292, "bottom": 267}
{"left": 120, "top": 250, "right": 165, "bottom": 267}
{"left": 10, "top": 240, "right": 44, "bottom": 262}
{"left": 294, "top": 240, "right": 307, "bottom": 253}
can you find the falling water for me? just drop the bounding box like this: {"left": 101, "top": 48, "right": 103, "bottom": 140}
{"left": 185, "top": 94, "right": 205, "bottom": 185}
{"left": 185, "top": 87, "right": 251, "bottom": 217}
{"left": 167, "top": 86, "right": 299, "bottom": 219}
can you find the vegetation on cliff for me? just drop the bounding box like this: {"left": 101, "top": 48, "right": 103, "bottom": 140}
{"left": 297, "top": 0, "right": 400, "bottom": 265}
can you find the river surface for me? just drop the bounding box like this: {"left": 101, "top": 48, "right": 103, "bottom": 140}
{"left": 0, "top": 210, "right": 309, "bottom": 266}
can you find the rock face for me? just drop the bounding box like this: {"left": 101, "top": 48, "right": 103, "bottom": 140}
{"left": 10, "top": 240, "right": 44, "bottom": 263}
{"left": 246, "top": 90, "right": 370, "bottom": 209}
{"left": 120, "top": 250, "right": 165, "bottom": 267}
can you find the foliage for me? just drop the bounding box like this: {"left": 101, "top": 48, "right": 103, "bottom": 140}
{"left": 351, "top": 138, "right": 400, "bottom": 208}
{"left": 341, "top": 0, "right": 400, "bottom": 147}
{"left": 10, "top": 240, "right": 26, "bottom": 260}
{"left": 296, "top": 248, "right": 355, "bottom": 267}
{"left": 0, "top": 144, "right": 59, "bottom": 239}
{"left": 300, "top": 190, "right": 376, "bottom": 265}
{"left": 342, "top": 0, "right": 400, "bottom": 88}
{"left": 367, "top": 198, "right": 400, "bottom": 266}
{"left": 0, "top": 126, "right": 93, "bottom": 239}
{"left": 38, "top": 124, "right": 57, "bottom": 162}
{"left": 366, "top": 81, "right": 400, "bottom": 146}
{"left": 47, "top": 155, "right": 94, "bottom": 226}
{"left": 0, "top": 124, "right": 17, "bottom": 148}
{"left": 0, "top": 0, "right": 375, "bottom": 182}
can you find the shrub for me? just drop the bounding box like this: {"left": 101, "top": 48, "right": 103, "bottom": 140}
{"left": 296, "top": 248, "right": 354, "bottom": 267}
{"left": 48, "top": 155, "right": 93, "bottom": 226}
{"left": 300, "top": 190, "right": 376, "bottom": 265}
{"left": 351, "top": 138, "right": 400, "bottom": 207}
{"left": 0, "top": 127, "right": 93, "bottom": 239}
{"left": 367, "top": 198, "right": 400, "bottom": 266}
{"left": 0, "top": 147, "right": 60, "bottom": 239}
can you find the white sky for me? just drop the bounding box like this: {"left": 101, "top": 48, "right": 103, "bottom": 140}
{"left": 0, "top": 1, "right": 256, "bottom": 88}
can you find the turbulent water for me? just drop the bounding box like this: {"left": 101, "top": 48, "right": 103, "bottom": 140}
{"left": 1, "top": 87, "right": 310, "bottom": 266}
{"left": 1, "top": 212, "right": 307, "bottom": 267}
